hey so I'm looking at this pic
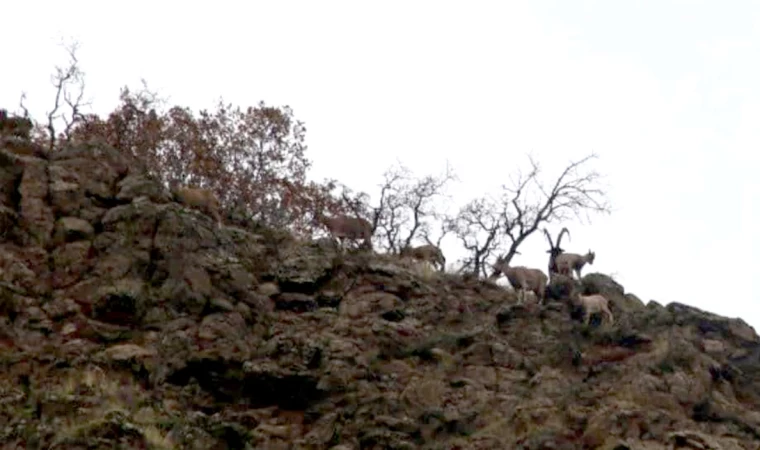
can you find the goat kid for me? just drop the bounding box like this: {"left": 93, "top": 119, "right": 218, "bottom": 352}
{"left": 570, "top": 289, "right": 614, "bottom": 326}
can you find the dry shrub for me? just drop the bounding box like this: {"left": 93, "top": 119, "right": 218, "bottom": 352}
{"left": 62, "top": 89, "right": 349, "bottom": 236}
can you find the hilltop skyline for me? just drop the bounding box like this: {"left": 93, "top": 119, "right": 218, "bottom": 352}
{"left": 3, "top": 0, "right": 759, "bottom": 329}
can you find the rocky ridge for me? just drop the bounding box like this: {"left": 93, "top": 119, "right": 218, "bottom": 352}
{"left": 0, "top": 135, "right": 760, "bottom": 449}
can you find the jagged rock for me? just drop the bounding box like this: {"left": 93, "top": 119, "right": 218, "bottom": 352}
{"left": 583, "top": 272, "right": 625, "bottom": 296}
{"left": 275, "top": 244, "right": 336, "bottom": 293}
{"left": 115, "top": 173, "right": 172, "bottom": 203}
{"left": 101, "top": 343, "right": 157, "bottom": 362}
{"left": 0, "top": 138, "right": 760, "bottom": 449}
{"left": 52, "top": 216, "right": 94, "bottom": 244}
{"left": 18, "top": 158, "right": 54, "bottom": 246}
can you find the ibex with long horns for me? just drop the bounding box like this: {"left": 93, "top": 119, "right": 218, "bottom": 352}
{"left": 543, "top": 227, "right": 570, "bottom": 277}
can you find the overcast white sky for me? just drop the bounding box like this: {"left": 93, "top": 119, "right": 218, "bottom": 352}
{"left": 3, "top": 1, "right": 759, "bottom": 330}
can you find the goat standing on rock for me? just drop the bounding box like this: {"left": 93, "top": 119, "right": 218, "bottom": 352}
{"left": 543, "top": 227, "right": 571, "bottom": 278}
{"left": 400, "top": 244, "right": 446, "bottom": 272}
{"left": 489, "top": 255, "right": 548, "bottom": 305}
{"left": 569, "top": 287, "right": 614, "bottom": 326}
{"left": 555, "top": 250, "right": 595, "bottom": 280}
{"left": 314, "top": 211, "right": 373, "bottom": 251}
{"left": 172, "top": 186, "right": 223, "bottom": 228}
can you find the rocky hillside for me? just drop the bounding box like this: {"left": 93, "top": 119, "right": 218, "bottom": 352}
{"left": 1, "top": 136, "right": 760, "bottom": 450}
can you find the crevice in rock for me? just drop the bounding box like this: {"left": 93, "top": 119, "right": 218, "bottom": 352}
{"left": 167, "top": 359, "right": 324, "bottom": 410}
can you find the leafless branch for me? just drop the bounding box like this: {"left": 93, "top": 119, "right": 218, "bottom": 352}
{"left": 495, "top": 152, "right": 610, "bottom": 267}
{"left": 370, "top": 161, "right": 457, "bottom": 253}
{"left": 18, "top": 93, "right": 30, "bottom": 118}
{"left": 420, "top": 214, "right": 453, "bottom": 249}
{"left": 44, "top": 40, "right": 90, "bottom": 151}
{"left": 450, "top": 196, "right": 506, "bottom": 277}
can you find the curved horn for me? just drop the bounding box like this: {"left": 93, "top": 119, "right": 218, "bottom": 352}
{"left": 556, "top": 227, "right": 571, "bottom": 249}
{"left": 542, "top": 228, "right": 555, "bottom": 248}
{"left": 494, "top": 254, "right": 507, "bottom": 266}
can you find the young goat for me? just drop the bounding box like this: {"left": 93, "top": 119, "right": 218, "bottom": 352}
{"left": 569, "top": 288, "right": 614, "bottom": 326}
{"left": 489, "top": 256, "right": 548, "bottom": 305}
{"left": 400, "top": 244, "right": 446, "bottom": 272}
{"left": 315, "top": 211, "right": 373, "bottom": 251}
{"left": 172, "top": 186, "right": 223, "bottom": 227}
{"left": 554, "top": 250, "right": 595, "bottom": 280}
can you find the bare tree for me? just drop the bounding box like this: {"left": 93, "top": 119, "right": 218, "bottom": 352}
{"left": 450, "top": 195, "right": 506, "bottom": 277}
{"left": 326, "top": 162, "right": 456, "bottom": 252}
{"left": 338, "top": 185, "right": 378, "bottom": 228}
{"left": 370, "top": 162, "right": 456, "bottom": 253}
{"left": 318, "top": 163, "right": 457, "bottom": 253}
{"left": 27, "top": 40, "right": 91, "bottom": 151}
{"left": 495, "top": 152, "right": 609, "bottom": 267}
{"left": 420, "top": 213, "right": 453, "bottom": 249}
{"left": 453, "top": 152, "right": 610, "bottom": 277}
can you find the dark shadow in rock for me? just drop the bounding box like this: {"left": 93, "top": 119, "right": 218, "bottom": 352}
{"left": 273, "top": 292, "right": 318, "bottom": 313}
{"left": 241, "top": 372, "right": 324, "bottom": 410}
{"left": 496, "top": 304, "right": 531, "bottom": 325}
{"left": 316, "top": 291, "right": 342, "bottom": 308}
{"left": 382, "top": 309, "right": 405, "bottom": 322}
{"left": 168, "top": 358, "right": 325, "bottom": 410}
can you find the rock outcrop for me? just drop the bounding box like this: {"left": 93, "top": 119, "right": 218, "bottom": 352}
{"left": 1, "top": 133, "right": 760, "bottom": 449}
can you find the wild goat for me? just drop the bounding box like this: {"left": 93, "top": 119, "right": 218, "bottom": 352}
{"left": 555, "top": 250, "right": 595, "bottom": 280}
{"left": 570, "top": 288, "right": 614, "bottom": 326}
{"left": 315, "top": 211, "right": 373, "bottom": 250}
{"left": 172, "top": 186, "right": 223, "bottom": 227}
{"left": 0, "top": 109, "right": 33, "bottom": 139}
{"left": 543, "top": 227, "right": 570, "bottom": 277}
{"left": 400, "top": 244, "right": 446, "bottom": 272}
{"left": 489, "top": 256, "right": 548, "bottom": 305}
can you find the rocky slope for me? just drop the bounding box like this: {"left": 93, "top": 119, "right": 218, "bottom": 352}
{"left": 1, "top": 135, "right": 760, "bottom": 449}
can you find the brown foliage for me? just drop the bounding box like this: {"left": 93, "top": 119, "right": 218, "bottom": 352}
{"left": 12, "top": 42, "right": 613, "bottom": 267}
{"left": 12, "top": 41, "right": 350, "bottom": 237}
{"left": 67, "top": 85, "right": 345, "bottom": 236}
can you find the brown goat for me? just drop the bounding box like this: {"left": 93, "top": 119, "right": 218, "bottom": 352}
{"left": 489, "top": 256, "right": 548, "bottom": 305}
{"left": 173, "top": 186, "right": 223, "bottom": 227}
{"left": 315, "top": 211, "right": 373, "bottom": 250}
{"left": 400, "top": 244, "right": 446, "bottom": 272}
{"left": 555, "top": 250, "right": 595, "bottom": 279}
{"left": 0, "top": 109, "right": 33, "bottom": 139}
